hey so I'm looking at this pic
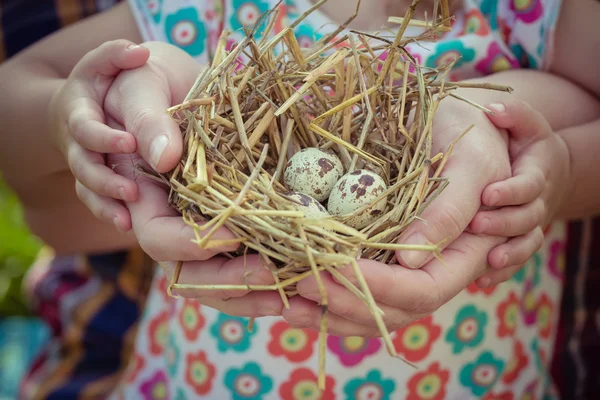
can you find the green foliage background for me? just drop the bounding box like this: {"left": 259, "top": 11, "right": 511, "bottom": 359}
{"left": 0, "top": 175, "right": 43, "bottom": 316}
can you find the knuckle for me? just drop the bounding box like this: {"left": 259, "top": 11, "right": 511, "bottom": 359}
{"left": 128, "top": 106, "right": 155, "bottom": 135}
{"left": 435, "top": 202, "right": 468, "bottom": 240}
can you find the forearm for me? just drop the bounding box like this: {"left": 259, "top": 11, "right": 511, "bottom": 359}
{"left": 555, "top": 118, "right": 600, "bottom": 220}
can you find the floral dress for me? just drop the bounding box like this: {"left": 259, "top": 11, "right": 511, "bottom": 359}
{"left": 116, "top": 0, "right": 565, "bottom": 398}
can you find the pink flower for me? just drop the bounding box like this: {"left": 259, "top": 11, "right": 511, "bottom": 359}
{"left": 139, "top": 370, "right": 169, "bottom": 400}
{"left": 476, "top": 42, "right": 519, "bottom": 75}
{"left": 510, "top": 0, "right": 543, "bottom": 24}
{"left": 327, "top": 336, "right": 381, "bottom": 367}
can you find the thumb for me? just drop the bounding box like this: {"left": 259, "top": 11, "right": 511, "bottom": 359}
{"left": 486, "top": 101, "right": 551, "bottom": 142}
{"left": 106, "top": 65, "right": 183, "bottom": 173}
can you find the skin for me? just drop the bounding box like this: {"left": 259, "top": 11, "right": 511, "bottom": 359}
{"left": 0, "top": 0, "right": 599, "bottom": 334}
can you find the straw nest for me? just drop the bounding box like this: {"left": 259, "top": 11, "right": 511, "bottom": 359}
{"left": 155, "top": 0, "right": 511, "bottom": 386}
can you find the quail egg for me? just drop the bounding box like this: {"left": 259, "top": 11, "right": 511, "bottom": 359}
{"left": 283, "top": 147, "right": 343, "bottom": 202}
{"left": 286, "top": 192, "right": 330, "bottom": 219}
{"left": 327, "top": 169, "right": 388, "bottom": 229}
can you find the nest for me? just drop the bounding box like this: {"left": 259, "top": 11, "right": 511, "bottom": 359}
{"left": 156, "top": 0, "right": 511, "bottom": 388}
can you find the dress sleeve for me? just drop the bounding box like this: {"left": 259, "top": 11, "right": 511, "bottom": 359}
{"left": 489, "top": 0, "right": 563, "bottom": 70}
{"left": 126, "top": 0, "right": 224, "bottom": 64}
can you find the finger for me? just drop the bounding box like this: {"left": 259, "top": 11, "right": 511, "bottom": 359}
{"left": 198, "top": 292, "right": 285, "bottom": 318}
{"left": 283, "top": 296, "right": 388, "bottom": 338}
{"left": 295, "top": 270, "right": 410, "bottom": 326}
{"left": 486, "top": 100, "right": 551, "bottom": 142}
{"left": 396, "top": 159, "right": 495, "bottom": 269}
{"left": 111, "top": 153, "right": 239, "bottom": 261}
{"left": 482, "top": 162, "right": 545, "bottom": 207}
{"left": 75, "top": 180, "right": 132, "bottom": 232}
{"left": 470, "top": 198, "right": 545, "bottom": 237}
{"left": 475, "top": 263, "right": 524, "bottom": 288}
{"left": 68, "top": 98, "right": 137, "bottom": 154}
{"left": 68, "top": 143, "right": 139, "bottom": 202}
{"left": 161, "top": 255, "right": 275, "bottom": 300}
{"left": 72, "top": 39, "right": 150, "bottom": 80}
{"left": 488, "top": 227, "right": 544, "bottom": 269}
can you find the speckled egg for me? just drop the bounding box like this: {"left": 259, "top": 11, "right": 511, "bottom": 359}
{"left": 327, "top": 169, "right": 388, "bottom": 229}
{"left": 283, "top": 148, "right": 343, "bottom": 202}
{"left": 286, "top": 192, "right": 330, "bottom": 219}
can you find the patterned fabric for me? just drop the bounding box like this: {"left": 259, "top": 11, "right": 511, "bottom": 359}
{"left": 550, "top": 216, "right": 600, "bottom": 400}
{"left": 113, "top": 0, "right": 567, "bottom": 398}
{"left": 19, "top": 248, "right": 155, "bottom": 399}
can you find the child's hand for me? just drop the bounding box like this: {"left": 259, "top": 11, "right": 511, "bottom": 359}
{"left": 72, "top": 41, "right": 201, "bottom": 230}
{"left": 49, "top": 39, "right": 150, "bottom": 231}
{"left": 470, "top": 101, "right": 570, "bottom": 288}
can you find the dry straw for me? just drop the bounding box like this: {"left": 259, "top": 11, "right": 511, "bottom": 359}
{"left": 158, "top": 0, "right": 512, "bottom": 389}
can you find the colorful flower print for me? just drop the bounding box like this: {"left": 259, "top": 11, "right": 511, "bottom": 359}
{"left": 185, "top": 350, "right": 216, "bottom": 395}
{"left": 521, "top": 279, "right": 538, "bottom": 325}
{"left": 224, "top": 362, "right": 273, "bottom": 400}
{"left": 157, "top": 275, "right": 171, "bottom": 302}
{"left": 476, "top": 42, "right": 519, "bottom": 74}
{"left": 178, "top": 298, "right": 205, "bottom": 341}
{"left": 328, "top": 335, "right": 381, "bottom": 367}
{"left": 230, "top": 0, "right": 270, "bottom": 35}
{"left": 548, "top": 240, "right": 565, "bottom": 280}
{"left": 511, "top": 44, "right": 538, "bottom": 69}
{"left": 210, "top": 313, "right": 256, "bottom": 353}
{"left": 483, "top": 391, "right": 514, "bottom": 400}
{"left": 522, "top": 380, "right": 539, "bottom": 400}
{"left": 425, "top": 40, "right": 476, "bottom": 69}
{"left": 174, "top": 389, "right": 186, "bottom": 400}
{"left": 294, "top": 24, "right": 323, "bottom": 49}
{"left": 513, "top": 252, "right": 541, "bottom": 284}
{"left": 459, "top": 351, "right": 505, "bottom": 396}
{"left": 536, "top": 293, "right": 553, "bottom": 338}
{"left": 279, "top": 368, "right": 335, "bottom": 400}
{"left": 125, "top": 353, "right": 145, "bottom": 383}
{"left": 406, "top": 362, "right": 450, "bottom": 400}
{"left": 479, "top": 0, "right": 499, "bottom": 30}
{"left": 502, "top": 341, "right": 528, "bottom": 384}
{"left": 267, "top": 321, "right": 318, "bottom": 362}
{"left": 462, "top": 9, "right": 490, "bottom": 36}
{"left": 165, "top": 7, "right": 207, "bottom": 56}
{"left": 393, "top": 315, "right": 441, "bottom": 362}
{"left": 344, "top": 370, "right": 396, "bottom": 400}
{"left": 148, "top": 310, "right": 170, "bottom": 355}
{"left": 510, "top": 0, "right": 543, "bottom": 24}
{"left": 496, "top": 291, "right": 520, "bottom": 337}
{"left": 146, "top": 0, "right": 162, "bottom": 23}
{"left": 165, "top": 334, "right": 180, "bottom": 377}
{"left": 446, "top": 304, "right": 488, "bottom": 353}
{"left": 140, "top": 370, "right": 169, "bottom": 400}
{"left": 466, "top": 282, "right": 496, "bottom": 296}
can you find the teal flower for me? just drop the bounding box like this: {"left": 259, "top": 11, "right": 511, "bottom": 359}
{"left": 511, "top": 44, "right": 538, "bottom": 69}
{"left": 210, "top": 312, "right": 256, "bottom": 353}
{"left": 229, "top": 0, "right": 270, "bottom": 36}
{"left": 174, "top": 388, "right": 186, "bottom": 400}
{"left": 165, "top": 333, "right": 180, "bottom": 377}
{"left": 512, "top": 252, "right": 542, "bottom": 285}
{"left": 165, "top": 7, "right": 207, "bottom": 56}
{"left": 480, "top": 0, "right": 499, "bottom": 30}
{"left": 425, "top": 40, "right": 476, "bottom": 69}
{"left": 343, "top": 370, "right": 396, "bottom": 400}
{"left": 294, "top": 24, "right": 324, "bottom": 49}
{"left": 145, "top": 0, "right": 163, "bottom": 23}
{"left": 445, "top": 304, "right": 488, "bottom": 353}
{"left": 459, "top": 351, "right": 505, "bottom": 396}
{"left": 224, "top": 362, "right": 273, "bottom": 400}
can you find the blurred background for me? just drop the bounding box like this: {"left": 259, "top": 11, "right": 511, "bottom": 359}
{"left": 0, "top": 174, "right": 49, "bottom": 400}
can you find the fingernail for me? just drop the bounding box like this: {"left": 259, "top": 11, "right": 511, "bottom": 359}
{"left": 488, "top": 103, "right": 506, "bottom": 115}
{"left": 500, "top": 254, "right": 508, "bottom": 268}
{"left": 259, "top": 307, "right": 279, "bottom": 317}
{"left": 398, "top": 233, "right": 430, "bottom": 269}
{"left": 113, "top": 216, "right": 123, "bottom": 232}
{"left": 478, "top": 277, "right": 491, "bottom": 288}
{"left": 488, "top": 191, "right": 500, "bottom": 206}
{"left": 480, "top": 218, "right": 492, "bottom": 233}
{"left": 150, "top": 135, "right": 169, "bottom": 169}
{"left": 118, "top": 187, "right": 127, "bottom": 201}
{"left": 117, "top": 139, "right": 131, "bottom": 153}
{"left": 128, "top": 44, "right": 142, "bottom": 50}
